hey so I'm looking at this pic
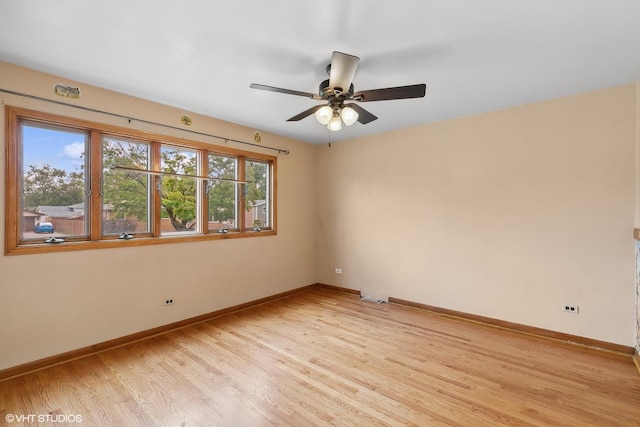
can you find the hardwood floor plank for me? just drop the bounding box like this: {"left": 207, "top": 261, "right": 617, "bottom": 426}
{"left": 1, "top": 287, "right": 639, "bottom": 426}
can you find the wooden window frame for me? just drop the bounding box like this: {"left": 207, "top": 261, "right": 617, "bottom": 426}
{"left": 5, "top": 106, "right": 277, "bottom": 255}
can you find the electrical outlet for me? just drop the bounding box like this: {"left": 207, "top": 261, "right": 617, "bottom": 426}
{"left": 163, "top": 298, "right": 175, "bottom": 306}
{"left": 335, "top": 268, "right": 342, "bottom": 274}
{"left": 562, "top": 304, "right": 579, "bottom": 314}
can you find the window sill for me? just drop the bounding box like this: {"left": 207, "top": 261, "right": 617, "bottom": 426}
{"left": 6, "top": 230, "right": 276, "bottom": 256}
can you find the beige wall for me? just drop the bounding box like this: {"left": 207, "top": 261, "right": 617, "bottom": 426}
{"left": 316, "top": 84, "right": 637, "bottom": 347}
{"left": 1, "top": 60, "right": 638, "bottom": 370}
{"left": 0, "top": 62, "right": 318, "bottom": 370}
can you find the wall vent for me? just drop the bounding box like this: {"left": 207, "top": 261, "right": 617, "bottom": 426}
{"left": 54, "top": 83, "right": 80, "bottom": 99}
{"left": 360, "top": 290, "right": 388, "bottom": 305}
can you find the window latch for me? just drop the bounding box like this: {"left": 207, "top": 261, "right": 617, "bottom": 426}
{"left": 118, "top": 233, "right": 134, "bottom": 240}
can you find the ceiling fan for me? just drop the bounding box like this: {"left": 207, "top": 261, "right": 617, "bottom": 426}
{"left": 250, "top": 51, "right": 426, "bottom": 131}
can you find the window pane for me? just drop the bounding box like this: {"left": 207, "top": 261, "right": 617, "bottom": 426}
{"left": 245, "top": 160, "right": 269, "bottom": 229}
{"left": 102, "top": 137, "right": 151, "bottom": 235}
{"left": 161, "top": 146, "right": 199, "bottom": 234}
{"left": 21, "top": 123, "right": 88, "bottom": 240}
{"left": 208, "top": 154, "right": 237, "bottom": 231}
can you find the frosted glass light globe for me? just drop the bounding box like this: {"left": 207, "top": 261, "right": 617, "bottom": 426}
{"left": 327, "top": 115, "right": 342, "bottom": 131}
{"left": 340, "top": 106, "right": 359, "bottom": 126}
{"left": 315, "top": 106, "right": 333, "bottom": 125}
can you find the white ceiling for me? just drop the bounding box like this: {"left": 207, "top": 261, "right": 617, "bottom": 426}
{"left": 1, "top": 0, "right": 639, "bottom": 145}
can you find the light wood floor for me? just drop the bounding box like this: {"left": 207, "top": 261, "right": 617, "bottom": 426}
{"left": 1, "top": 287, "right": 639, "bottom": 426}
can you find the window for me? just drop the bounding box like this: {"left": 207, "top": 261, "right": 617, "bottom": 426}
{"left": 5, "top": 107, "right": 276, "bottom": 255}
{"left": 207, "top": 154, "right": 237, "bottom": 232}
{"left": 245, "top": 159, "right": 271, "bottom": 230}
{"left": 20, "top": 123, "right": 89, "bottom": 241}
{"left": 160, "top": 146, "right": 200, "bottom": 235}
{"left": 102, "top": 136, "right": 151, "bottom": 235}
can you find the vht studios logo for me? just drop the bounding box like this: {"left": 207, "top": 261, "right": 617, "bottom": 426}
{"left": 5, "top": 413, "right": 83, "bottom": 423}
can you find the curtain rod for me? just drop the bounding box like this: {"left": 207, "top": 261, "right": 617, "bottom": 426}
{"left": 0, "top": 88, "right": 290, "bottom": 155}
{"left": 112, "top": 166, "right": 252, "bottom": 184}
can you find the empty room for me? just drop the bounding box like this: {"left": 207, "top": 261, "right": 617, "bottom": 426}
{"left": 1, "top": 1, "right": 639, "bottom": 426}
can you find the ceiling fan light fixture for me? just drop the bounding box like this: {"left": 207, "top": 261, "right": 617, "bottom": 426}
{"left": 341, "top": 106, "right": 358, "bottom": 126}
{"left": 315, "top": 105, "right": 333, "bottom": 125}
{"left": 327, "top": 115, "right": 342, "bottom": 131}
{"left": 250, "top": 51, "right": 426, "bottom": 133}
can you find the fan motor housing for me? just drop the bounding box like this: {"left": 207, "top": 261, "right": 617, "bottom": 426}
{"left": 319, "top": 79, "right": 354, "bottom": 100}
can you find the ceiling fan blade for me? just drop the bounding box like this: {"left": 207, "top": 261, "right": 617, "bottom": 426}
{"left": 250, "top": 83, "right": 320, "bottom": 99}
{"left": 353, "top": 84, "right": 426, "bottom": 102}
{"left": 329, "top": 51, "right": 360, "bottom": 93}
{"left": 286, "top": 105, "right": 324, "bottom": 122}
{"left": 348, "top": 103, "right": 377, "bottom": 124}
